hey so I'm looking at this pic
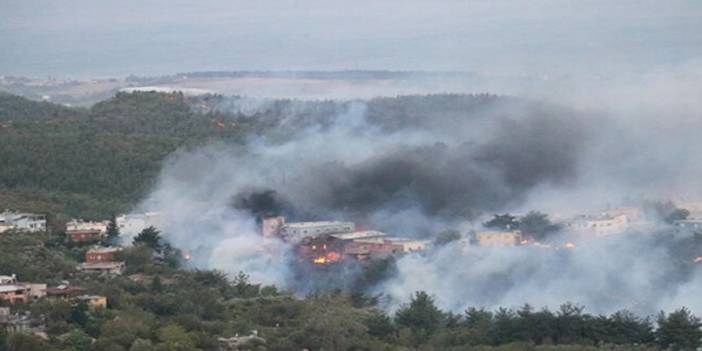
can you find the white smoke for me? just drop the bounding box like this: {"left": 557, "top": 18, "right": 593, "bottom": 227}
{"left": 133, "top": 66, "right": 702, "bottom": 315}
{"left": 378, "top": 231, "right": 694, "bottom": 316}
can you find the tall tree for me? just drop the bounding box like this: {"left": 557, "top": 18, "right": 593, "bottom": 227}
{"left": 132, "top": 226, "right": 162, "bottom": 253}
{"left": 519, "top": 211, "right": 561, "bottom": 241}
{"left": 656, "top": 307, "right": 702, "bottom": 351}
{"left": 484, "top": 213, "right": 519, "bottom": 230}
{"left": 395, "top": 291, "right": 444, "bottom": 344}
{"left": 106, "top": 213, "right": 120, "bottom": 245}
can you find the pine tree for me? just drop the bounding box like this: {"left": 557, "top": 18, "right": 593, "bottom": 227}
{"left": 106, "top": 213, "right": 120, "bottom": 245}
{"left": 133, "top": 226, "right": 162, "bottom": 253}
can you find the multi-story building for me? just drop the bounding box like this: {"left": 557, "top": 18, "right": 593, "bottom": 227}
{"left": 66, "top": 229, "right": 105, "bottom": 242}
{"left": 0, "top": 210, "right": 46, "bottom": 233}
{"left": 77, "top": 261, "right": 126, "bottom": 275}
{"left": 85, "top": 246, "right": 123, "bottom": 263}
{"left": 44, "top": 285, "right": 86, "bottom": 299}
{"left": 385, "top": 238, "right": 432, "bottom": 252}
{"left": 0, "top": 275, "right": 46, "bottom": 303}
{"left": 297, "top": 230, "right": 430, "bottom": 263}
{"left": 66, "top": 220, "right": 108, "bottom": 234}
{"left": 566, "top": 214, "right": 629, "bottom": 236}
{"left": 0, "top": 285, "right": 29, "bottom": 304}
{"left": 116, "top": 212, "right": 161, "bottom": 236}
{"left": 474, "top": 230, "right": 523, "bottom": 247}
{"left": 65, "top": 218, "right": 111, "bottom": 243}
{"left": 279, "top": 221, "right": 355, "bottom": 241}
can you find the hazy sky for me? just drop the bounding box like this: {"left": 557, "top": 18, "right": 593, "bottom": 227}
{"left": 1, "top": 0, "right": 701, "bottom": 78}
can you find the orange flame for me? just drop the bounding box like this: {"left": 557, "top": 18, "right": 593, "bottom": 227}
{"left": 564, "top": 242, "right": 576, "bottom": 249}
{"left": 182, "top": 251, "right": 192, "bottom": 261}
{"left": 694, "top": 256, "right": 702, "bottom": 263}
{"left": 313, "top": 251, "right": 341, "bottom": 265}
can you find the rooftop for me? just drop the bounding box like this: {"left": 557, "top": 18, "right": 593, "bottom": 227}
{"left": 385, "top": 237, "right": 432, "bottom": 244}
{"left": 0, "top": 285, "right": 27, "bottom": 293}
{"left": 66, "top": 229, "right": 103, "bottom": 234}
{"left": 476, "top": 230, "right": 521, "bottom": 236}
{"left": 87, "top": 246, "right": 123, "bottom": 254}
{"left": 0, "top": 210, "right": 45, "bottom": 220}
{"left": 331, "top": 230, "right": 387, "bottom": 240}
{"left": 78, "top": 262, "right": 125, "bottom": 269}
{"left": 283, "top": 221, "right": 353, "bottom": 229}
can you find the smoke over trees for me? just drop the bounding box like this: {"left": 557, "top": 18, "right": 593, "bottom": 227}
{"left": 138, "top": 88, "right": 702, "bottom": 316}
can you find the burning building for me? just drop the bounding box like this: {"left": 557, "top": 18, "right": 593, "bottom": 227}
{"left": 263, "top": 217, "right": 429, "bottom": 265}
{"left": 297, "top": 229, "right": 429, "bottom": 264}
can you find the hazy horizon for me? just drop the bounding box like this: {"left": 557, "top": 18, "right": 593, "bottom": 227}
{"left": 2, "top": 0, "right": 701, "bottom": 79}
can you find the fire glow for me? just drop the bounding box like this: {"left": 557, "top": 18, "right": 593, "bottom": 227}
{"left": 694, "top": 256, "right": 702, "bottom": 264}
{"left": 313, "top": 251, "right": 341, "bottom": 265}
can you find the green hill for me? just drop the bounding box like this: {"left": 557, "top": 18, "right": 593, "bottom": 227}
{"left": 0, "top": 91, "right": 244, "bottom": 221}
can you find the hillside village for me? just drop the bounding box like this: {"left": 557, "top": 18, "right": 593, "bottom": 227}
{"left": 2, "top": 197, "right": 701, "bottom": 338}
{"left": 1, "top": 92, "right": 702, "bottom": 350}
{"left": 0, "top": 197, "right": 702, "bottom": 320}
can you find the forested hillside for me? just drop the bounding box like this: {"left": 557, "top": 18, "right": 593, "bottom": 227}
{"left": 0, "top": 91, "right": 525, "bottom": 223}
{"left": 0, "top": 92, "right": 244, "bottom": 221}
{"left": 2, "top": 232, "right": 701, "bottom": 351}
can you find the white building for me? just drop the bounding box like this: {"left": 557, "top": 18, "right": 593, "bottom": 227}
{"left": 385, "top": 238, "right": 432, "bottom": 252}
{"left": 0, "top": 274, "right": 17, "bottom": 285}
{"left": 330, "top": 230, "right": 384, "bottom": 241}
{"left": 66, "top": 220, "right": 109, "bottom": 234}
{"left": 77, "top": 262, "right": 126, "bottom": 275}
{"left": 567, "top": 214, "right": 628, "bottom": 236}
{"left": 474, "top": 230, "right": 523, "bottom": 247}
{"left": 279, "top": 221, "right": 355, "bottom": 239}
{"left": 0, "top": 210, "right": 47, "bottom": 233}
{"left": 116, "top": 212, "right": 161, "bottom": 236}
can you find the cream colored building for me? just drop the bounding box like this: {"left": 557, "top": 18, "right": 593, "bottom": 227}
{"left": 66, "top": 220, "right": 109, "bottom": 234}
{"left": 385, "top": 238, "right": 432, "bottom": 252}
{"left": 280, "top": 221, "right": 355, "bottom": 239}
{"left": 567, "top": 214, "right": 628, "bottom": 236}
{"left": 475, "top": 230, "right": 522, "bottom": 247}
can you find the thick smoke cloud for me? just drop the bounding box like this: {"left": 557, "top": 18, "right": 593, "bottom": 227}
{"left": 379, "top": 231, "right": 699, "bottom": 316}
{"left": 136, "top": 69, "right": 702, "bottom": 314}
